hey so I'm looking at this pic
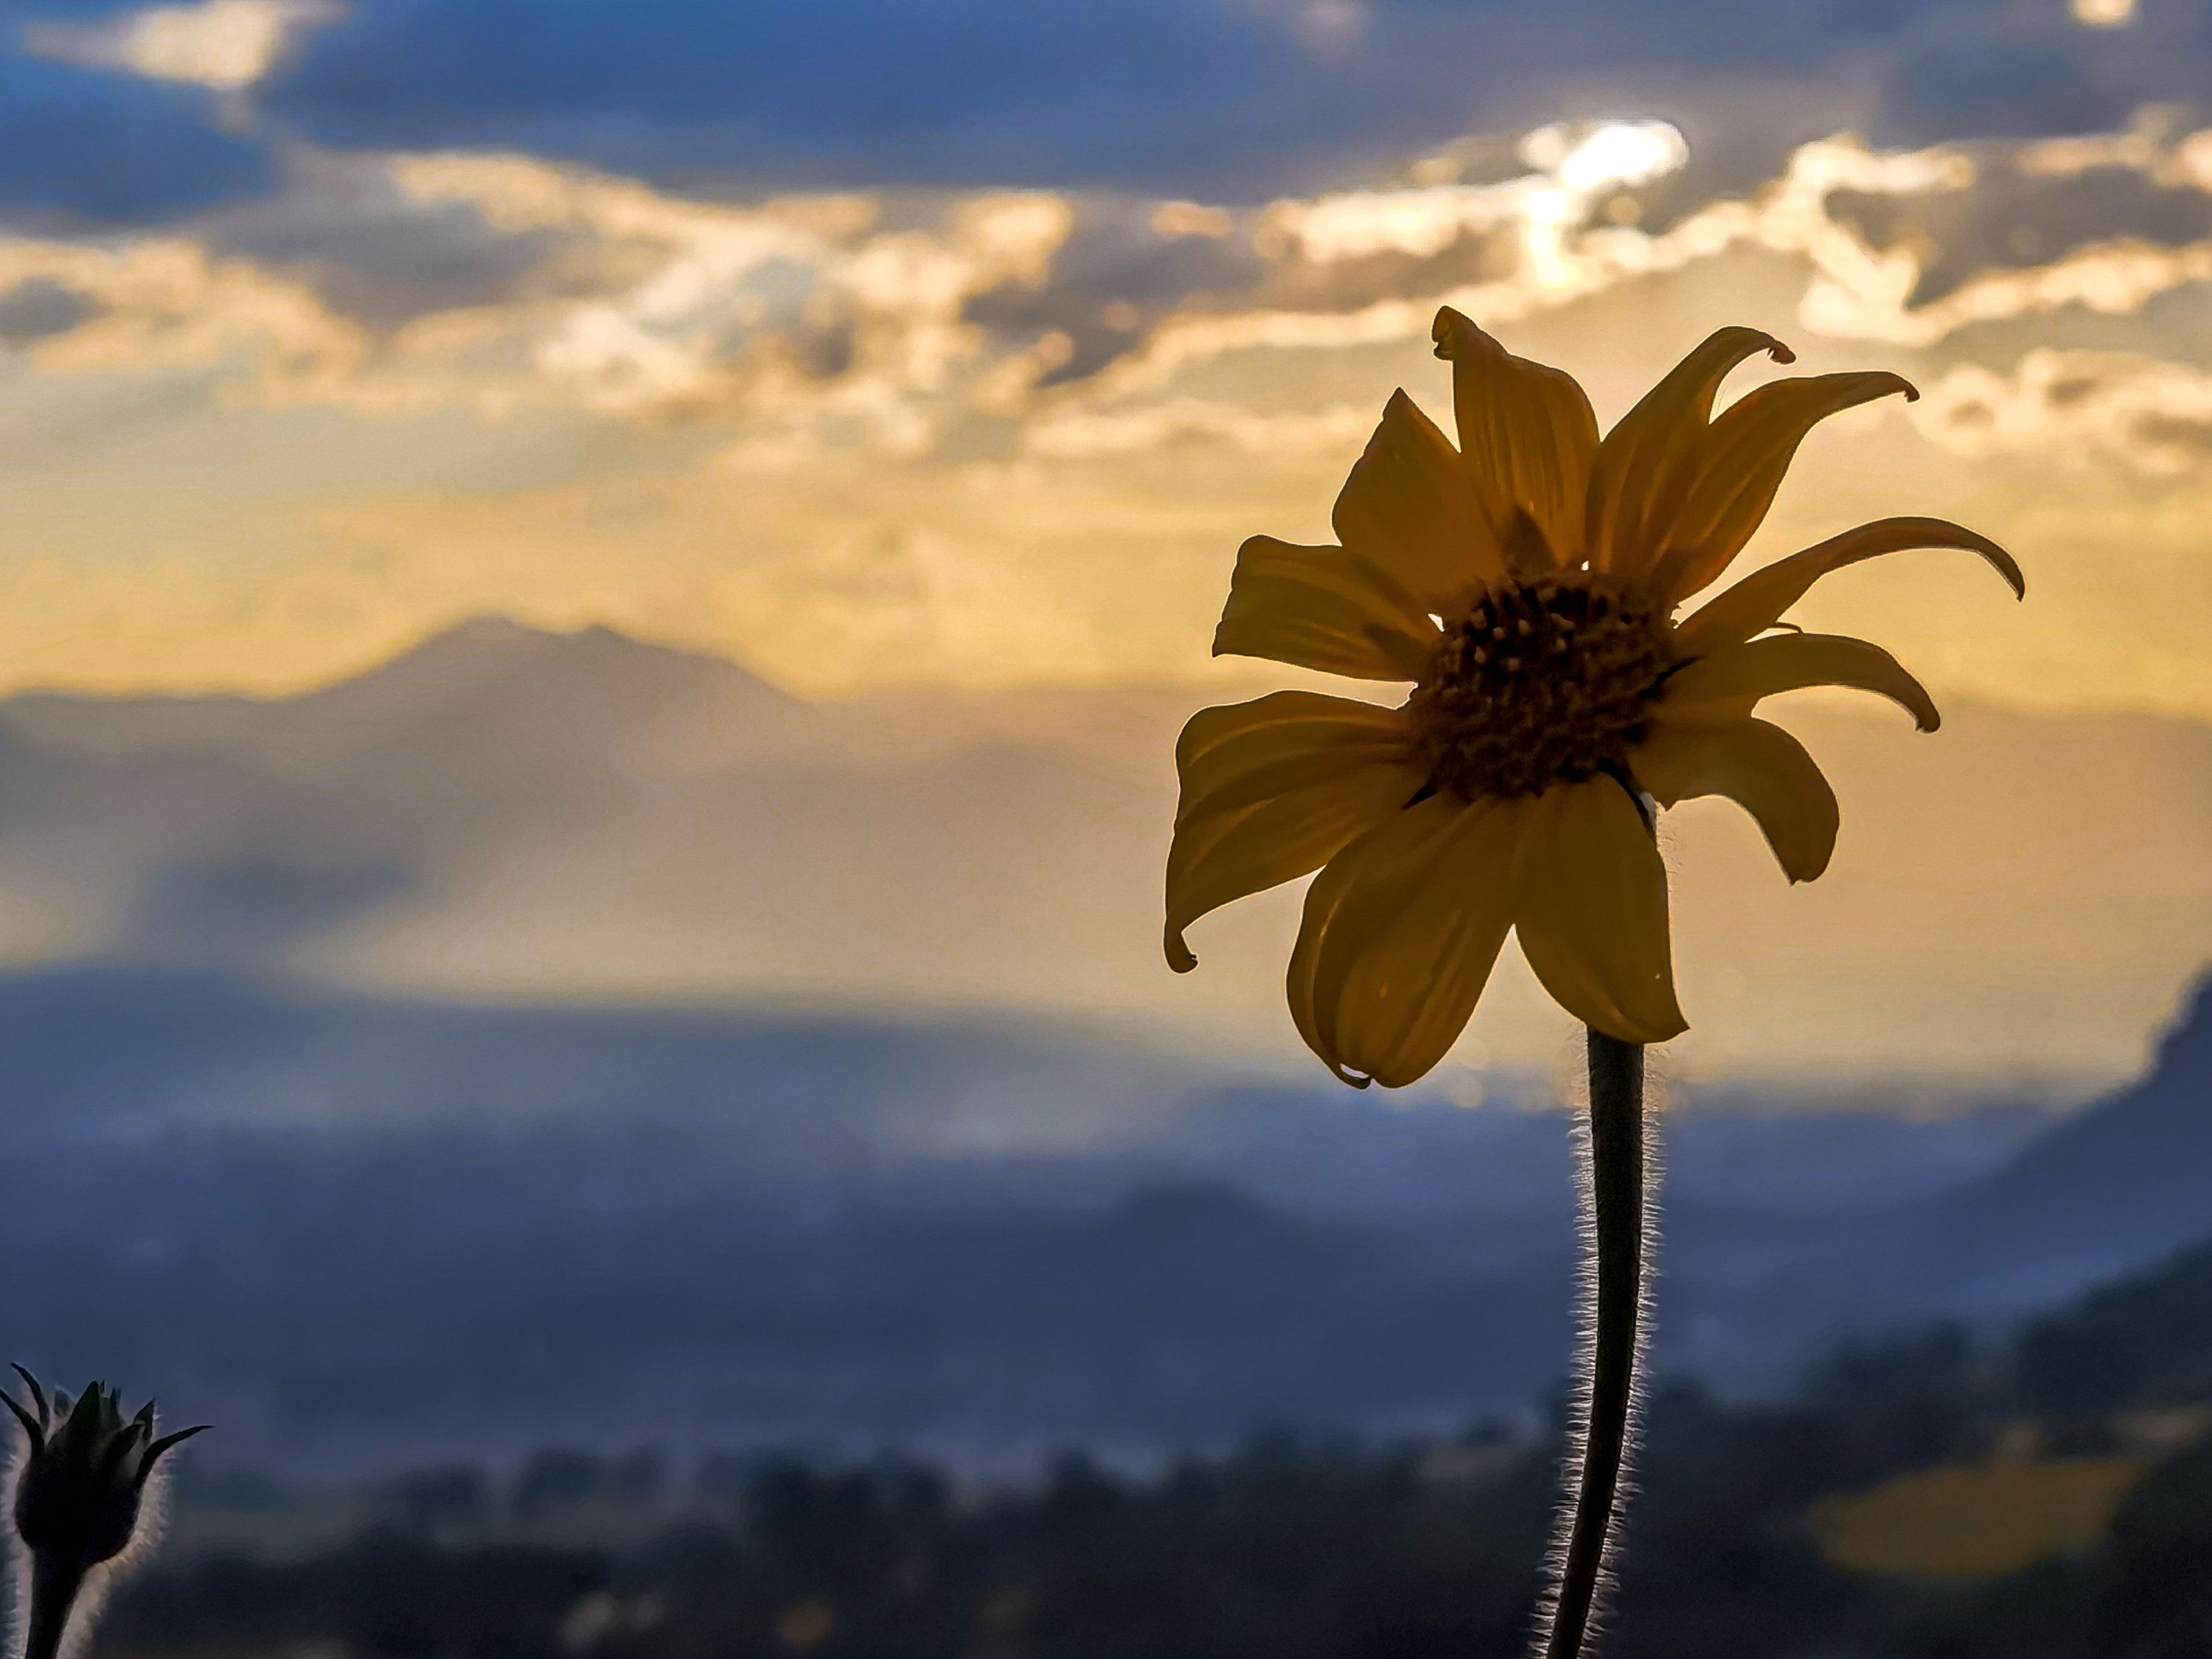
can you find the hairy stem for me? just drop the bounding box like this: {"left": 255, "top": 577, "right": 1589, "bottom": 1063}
{"left": 21, "top": 1551, "right": 87, "bottom": 1659}
{"left": 1538, "top": 1029, "right": 1649, "bottom": 1659}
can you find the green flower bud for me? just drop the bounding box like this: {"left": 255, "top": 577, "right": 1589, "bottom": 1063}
{"left": 4, "top": 1366, "right": 204, "bottom": 1659}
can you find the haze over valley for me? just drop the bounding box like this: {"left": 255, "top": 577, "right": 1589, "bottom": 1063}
{"left": 0, "top": 617, "right": 2200, "bottom": 1090}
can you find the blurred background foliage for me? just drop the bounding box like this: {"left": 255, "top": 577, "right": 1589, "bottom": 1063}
{"left": 97, "top": 1230, "right": 2212, "bottom": 1659}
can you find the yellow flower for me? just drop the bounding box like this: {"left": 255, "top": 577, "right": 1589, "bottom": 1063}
{"left": 1165, "top": 307, "right": 2023, "bottom": 1087}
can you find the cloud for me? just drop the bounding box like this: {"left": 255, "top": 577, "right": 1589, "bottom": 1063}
{"left": 1080, "top": 133, "right": 1979, "bottom": 397}
{"left": 0, "top": 0, "right": 2205, "bottom": 229}
{"left": 2, "top": 97, "right": 2212, "bottom": 733}
{"left": 0, "top": 149, "right": 1079, "bottom": 448}
{"left": 23, "top": 0, "right": 344, "bottom": 91}
{"left": 7, "top": 110, "right": 2212, "bottom": 465}
{"left": 1078, "top": 119, "right": 2212, "bottom": 403}
{"left": 0, "top": 275, "right": 90, "bottom": 339}
{"left": 376, "top": 153, "right": 1074, "bottom": 433}
{"left": 1259, "top": 122, "right": 1688, "bottom": 265}
{"left": 192, "top": 145, "right": 568, "bottom": 329}
{"left": 226, "top": 0, "right": 2211, "bottom": 204}
{"left": 262, "top": 0, "right": 1309, "bottom": 195}
{"left": 0, "top": 232, "right": 366, "bottom": 389}
{"left": 0, "top": 46, "right": 274, "bottom": 221}
{"left": 1913, "top": 348, "right": 2212, "bottom": 473}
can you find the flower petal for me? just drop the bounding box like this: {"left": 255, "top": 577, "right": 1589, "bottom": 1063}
{"left": 1634, "top": 714, "right": 1840, "bottom": 883}
{"left": 1432, "top": 307, "right": 1599, "bottom": 571}
{"left": 1660, "top": 632, "right": 1940, "bottom": 731}
{"left": 1213, "top": 535, "right": 1441, "bottom": 681}
{"left": 1167, "top": 692, "right": 1424, "bottom": 973}
{"left": 1671, "top": 516, "right": 2023, "bottom": 658}
{"left": 1286, "top": 793, "right": 1524, "bottom": 1088}
{"left": 1651, "top": 371, "right": 1919, "bottom": 604}
{"left": 1513, "top": 780, "right": 1686, "bottom": 1044}
{"left": 1332, "top": 388, "right": 1500, "bottom": 605}
{"left": 1586, "top": 326, "right": 1795, "bottom": 583}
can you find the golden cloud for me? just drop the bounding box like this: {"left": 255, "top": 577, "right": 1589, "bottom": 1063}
{"left": 1, "top": 111, "right": 2211, "bottom": 731}
{"left": 21, "top": 0, "right": 343, "bottom": 91}
{"left": 1913, "top": 349, "right": 2212, "bottom": 474}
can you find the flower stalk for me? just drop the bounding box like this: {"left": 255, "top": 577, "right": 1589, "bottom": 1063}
{"left": 1540, "top": 1029, "right": 1649, "bottom": 1659}
{"left": 21, "top": 1549, "right": 87, "bottom": 1659}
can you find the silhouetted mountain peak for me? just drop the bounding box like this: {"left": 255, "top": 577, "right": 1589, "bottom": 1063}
{"left": 282, "top": 615, "right": 804, "bottom": 764}
{"left": 392, "top": 612, "right": 547, "bottom": 661}
{"left": 328, "top": 615, "right": 787, "bottom": 704}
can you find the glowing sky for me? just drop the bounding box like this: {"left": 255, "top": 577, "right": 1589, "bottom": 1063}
{"left": 0, "top": 0, "right": 2209, "bottom": 1091}
{"left": 0, "top": 0, "right": 2202, "bottom": 722}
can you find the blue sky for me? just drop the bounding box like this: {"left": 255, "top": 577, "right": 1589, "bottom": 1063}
{"left": 3, "top": 0, "right": 2208, "bottom": 220}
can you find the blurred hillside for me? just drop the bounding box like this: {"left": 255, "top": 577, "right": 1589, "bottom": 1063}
{"left": 101, "top": 1222, "right": 2212, "bottom": 1659}
{"left": 0, "top": 616, "right": 2202, "bottom": 1083}
{"left": 4, "top": 965, "right": 2212, "bottom": 1469}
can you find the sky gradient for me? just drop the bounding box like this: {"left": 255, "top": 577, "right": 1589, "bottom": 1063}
{"left": 0, "top": 0, "right": 2205, "bottom": 714}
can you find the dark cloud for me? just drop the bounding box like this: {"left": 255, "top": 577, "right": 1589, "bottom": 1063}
{"left": 199, "top": 153, "right": 566, "bottom": 328}
{"left": 1873, "top": 4, "right": 2212, "bottom": 145}
{"left": 0, "top": 15, "right": 274, "bottom": 223}
{"left": 0, "top": 0, "right": 2207, "bottom": 227}
{"left": 0, "top": 276, "right": 93, "bottom": 339}
{"left": 2133, "top": 411, "right": 2212, "bottom": 453}
{"left": 967, "top": 201, "right": 1262, "bottom": 383}
{"left": 243, "top": 0, "right": 2211, "bottom": 203}
{"left": 1834, "top": 160, "right": 2212, "bottom": 306}
{"left": 265, "top": 0, "right": 1315, "bottom": 196}
{"left": 1885, "top": 35, "right": 2121, "bottom": 143}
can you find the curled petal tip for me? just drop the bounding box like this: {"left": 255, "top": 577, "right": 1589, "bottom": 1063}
{"left": 1430, "top": 305, "right": 1498, "bottom": 361}
{"left": 1164, "top": 927, "right": 1197, "bottom": 974}
{"left": 1767, "top": 338, "right": 1798, "bottom": 365}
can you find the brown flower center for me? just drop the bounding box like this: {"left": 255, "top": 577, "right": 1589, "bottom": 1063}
{"left": 1408, "top": 577, "right": 1672, "bottom": 800}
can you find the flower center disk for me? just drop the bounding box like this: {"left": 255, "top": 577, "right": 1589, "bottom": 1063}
{"left": 1408, "top": 577, "right": 1670, "bottom": 800}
